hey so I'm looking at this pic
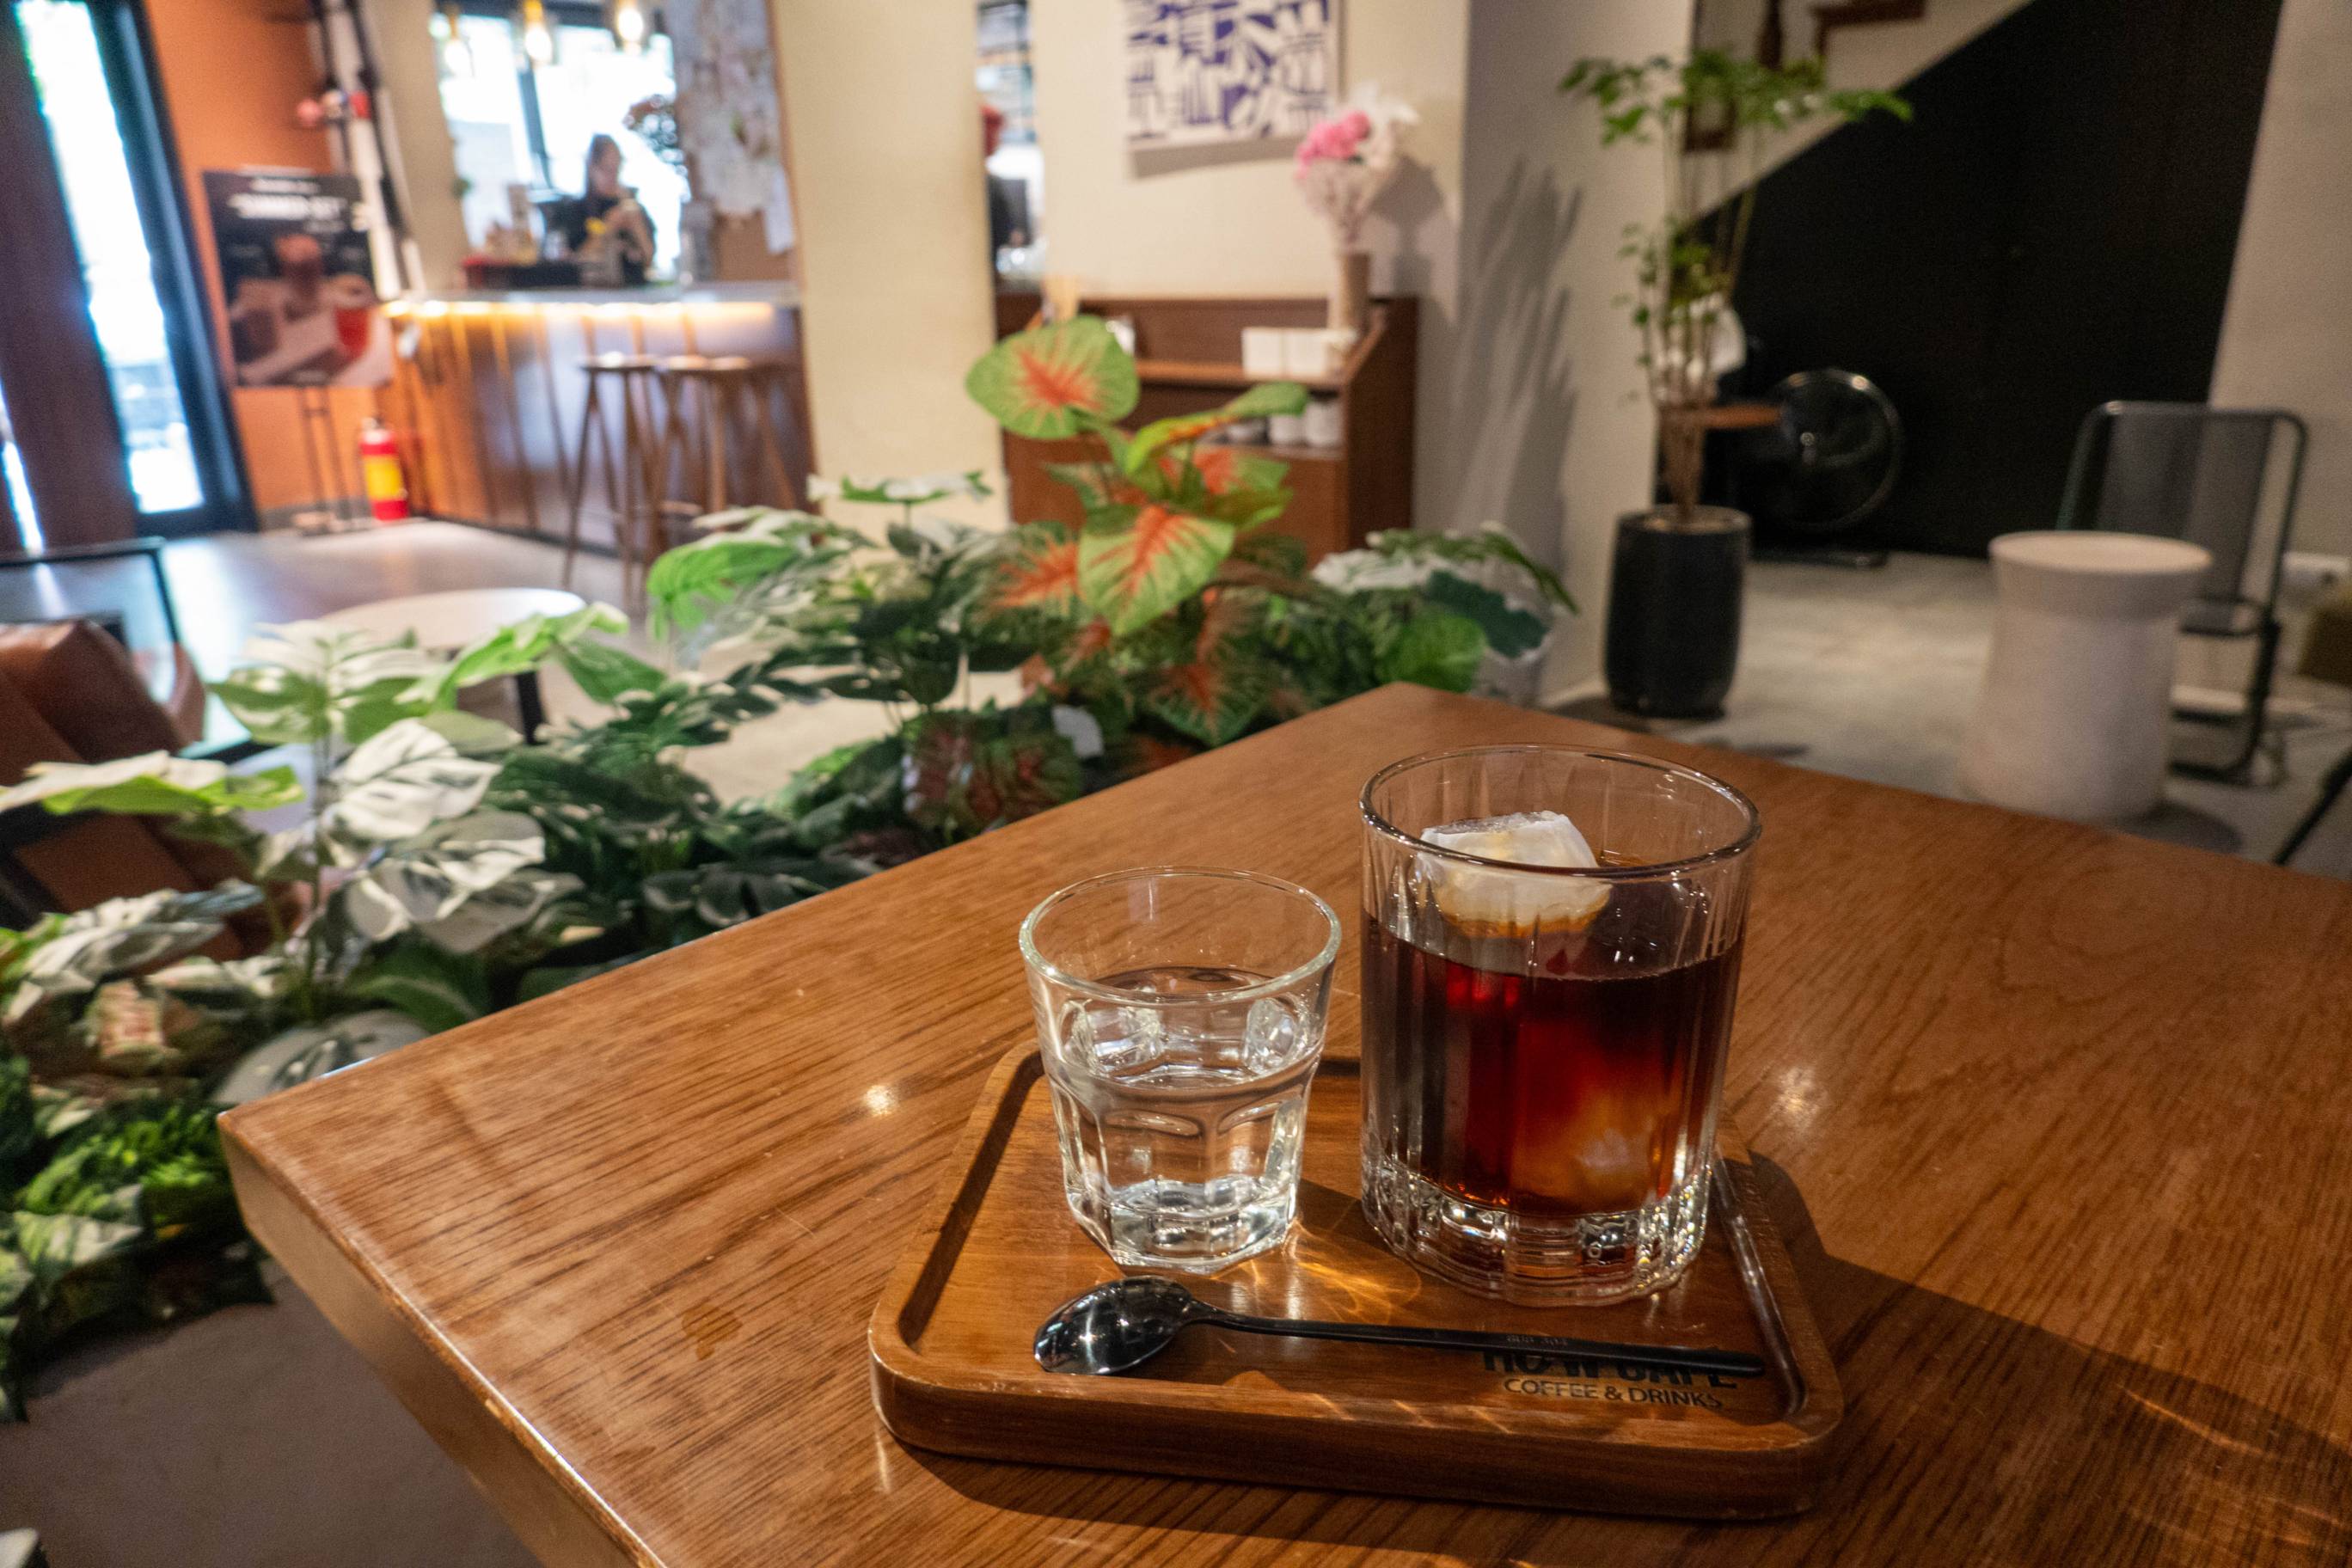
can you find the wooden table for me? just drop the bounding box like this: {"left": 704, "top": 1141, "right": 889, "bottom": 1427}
{"left": 222, "top": 686, "right": 2352, "bottom": 1565}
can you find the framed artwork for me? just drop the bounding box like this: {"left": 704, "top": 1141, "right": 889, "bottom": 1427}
{"left": 1124, "top": 0, "right": 1339, "bottom": 148}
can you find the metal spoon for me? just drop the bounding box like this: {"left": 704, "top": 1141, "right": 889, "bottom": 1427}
{"left": 1033, "top": 1277, "right": 1768, "bottom": 1378}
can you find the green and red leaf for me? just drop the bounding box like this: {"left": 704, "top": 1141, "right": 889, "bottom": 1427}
{"left": 1076, "top": 503, "right": 1235, "bottom": 634}
{"left": 1044, "top": 460, "right": 1145, "bottom": 511}
{"left": 1121, "top": 381, "right": 1309, "bottom": 475}
{"left": 902, "top": 712, "right": 1083, "bottom": 841}
{"left": 983, "top": 521, "right": 1083, "bottom": 617}
{"left": 1166, "top": 445, "right": 1289, "bottom": 498}
{"left": 1147, "top": 650, "right": 1270, "bottom": 746}
{"left": 965, "top": 318, "right": 1140, "bottom": 438}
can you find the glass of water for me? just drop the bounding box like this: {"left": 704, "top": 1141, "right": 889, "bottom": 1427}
{"left": 1021, "top": 867, "right": 1341, "bottom": 1272}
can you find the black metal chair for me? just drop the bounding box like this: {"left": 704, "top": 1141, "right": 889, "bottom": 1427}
{"left": 2055, "top": 402, "right": 2308, "bottom": 781}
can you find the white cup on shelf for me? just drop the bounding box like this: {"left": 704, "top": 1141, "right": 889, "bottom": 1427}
{"left": 1268, "top": 412, "right": 1307, "bottom": 448}
{"left": 1302, "top": 397, "right": 1343, "bottom": 450}
{"left": 1241, "top": 328, "right": 1287, "bottom": 378}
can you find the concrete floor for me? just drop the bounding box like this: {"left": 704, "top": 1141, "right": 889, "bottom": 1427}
{"left": 1572, "top": 551, "right": 2352, "bottom": 877}
{"left": 6, "top": 524, "right": 2348, "bottom": 1564}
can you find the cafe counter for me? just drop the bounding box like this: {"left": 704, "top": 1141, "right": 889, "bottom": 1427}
{"left": 381, "top": 282, "right": 808, "bottom": 553}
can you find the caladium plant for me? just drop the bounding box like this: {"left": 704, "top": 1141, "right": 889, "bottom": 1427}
{"left": 967, "top": 315, "right": 1309, "bottom": 635}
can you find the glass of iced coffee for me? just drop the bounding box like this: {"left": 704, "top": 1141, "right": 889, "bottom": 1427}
{"left": 1359, "top": 746, "right": 1760, "bottom": 1305}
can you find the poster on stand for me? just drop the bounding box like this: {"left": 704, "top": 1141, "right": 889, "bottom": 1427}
{"left": 1124, "top": 0, "right": 1338, "bottom": 147}
{"left": 202, "top": 169, "right": 391, "bottom": 389}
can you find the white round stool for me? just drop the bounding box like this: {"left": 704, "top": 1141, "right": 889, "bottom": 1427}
{"left": 1960, "top": 531, "right": 2211, "bottom": 822}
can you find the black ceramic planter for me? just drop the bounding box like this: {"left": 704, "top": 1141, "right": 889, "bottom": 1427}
{"left": 1603, "top": 506, "right": 1749, "bottom": 720}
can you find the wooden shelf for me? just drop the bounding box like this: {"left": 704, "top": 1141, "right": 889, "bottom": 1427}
{"left": 1218, "top": 440, "right": 1343, "bottom": 464}
{"left": 1136, "top": 358, "right": 1343, "bottom": 392}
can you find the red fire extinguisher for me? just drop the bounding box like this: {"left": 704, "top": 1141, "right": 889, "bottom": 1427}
{"left": 358, "top": 418, "right": 409, "bottom": 524}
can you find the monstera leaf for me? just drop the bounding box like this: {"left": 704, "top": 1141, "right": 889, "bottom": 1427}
{"left": 983, "top": 521, "right": 1084, "bottom": 619}
{"left": 340, "top": 811, "right": 567, "bottom": 953}
{"left": 1077, "top": 503, "right": 1236, "bottom": 635}
{"left": 965, "top": 317, "right": 1140, "bottom": 438}
{"left": 645, "top": 509, "right": 849, "bottom": 634}
{"left": 3, "top": 886, "right": 261, "bottom": 1026}
{"left": 211, "top": 622, "right": 444, "bottom": 745}
{"left": 1122, "top": 381, "right": 1308, "bottom": 475}
{"left": 346, "top": 944, "right": 492, "bottom": 1034}
{"left": 324, "top": 714, "right": 515, "bottom": 850}
{"left": 419, "top": 602, "right": 628, "bottom": 707}
{"left": 0, "top": 755, "right": 302, "bottom": 818}
{"left": 212, "top": 1009, "right": 432, "bottom": 1105}
{"left": 556, "top": 640, "right": 667, "bottom": 704}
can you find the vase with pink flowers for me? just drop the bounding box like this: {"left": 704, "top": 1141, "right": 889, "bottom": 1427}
{"left": 1293, "top": 89, "right": 1416, "bottom": 339}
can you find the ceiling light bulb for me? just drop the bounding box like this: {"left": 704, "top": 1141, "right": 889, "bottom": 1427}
{"left": 613, "top": 0, "right": 646, "bottom": 48}
{"left": 519, "top": 0, "right": 554, "bottom": 64}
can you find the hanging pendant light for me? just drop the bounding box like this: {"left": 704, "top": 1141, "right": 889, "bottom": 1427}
{"left": 518, "top": 0, "right": 555, "bottom": 66}
{"left": 609, "top": 0, "right": 647, "bottom": 52}
{"left": 435, "top": 2, "right": 472, "bottom": 76}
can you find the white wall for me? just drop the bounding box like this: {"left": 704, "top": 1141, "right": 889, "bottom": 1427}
{"left": 1024, "top": 0, "right": 1684, "bottom": 695}
{"left": 769, "top": 0, "right": 1000, "bottom": 499}
{"left": 2209, "top": 0, "right": 2352, "bottom": 560}
{"left": 1026, "top": 0, "right": 1467, "bottom": 299}
{"left": 1424, "top": 1, "right": 1690, "bottom": 696}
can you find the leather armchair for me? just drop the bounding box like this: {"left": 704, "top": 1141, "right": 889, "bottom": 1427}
{"left": 0, "top": 619, "right": 252, "bottom": 927}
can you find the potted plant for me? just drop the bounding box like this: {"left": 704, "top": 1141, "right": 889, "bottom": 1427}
{"left": 1561, "top": 52, "right": 1907, "bottom": 717}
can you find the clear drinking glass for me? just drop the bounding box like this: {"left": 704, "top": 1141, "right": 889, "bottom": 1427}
{"left": 1359, "top": 747, "right": 1761, "bottom": 1305}
{"left": 1022, "top": 867, "right": 1342, "bottom": 1271}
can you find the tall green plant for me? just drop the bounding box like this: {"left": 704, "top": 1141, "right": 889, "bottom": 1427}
{"left": 1560, "top": 52, "right": 1908, "bottom": 520}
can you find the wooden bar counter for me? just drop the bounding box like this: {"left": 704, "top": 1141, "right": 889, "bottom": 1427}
{"left": 221, "top": 686, "right": 2352, "bottom": 1565}
{"left": 383, "top": 283, "right": 810, "bottom": 552}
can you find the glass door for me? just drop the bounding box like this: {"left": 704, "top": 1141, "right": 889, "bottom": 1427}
{"left": 14, "top": 0, "right": 246, "bottom": 536}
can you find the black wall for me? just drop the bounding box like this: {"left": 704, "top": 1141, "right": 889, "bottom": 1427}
{"left": 1726, "top": 0, "right": 2285, "bottom": 555}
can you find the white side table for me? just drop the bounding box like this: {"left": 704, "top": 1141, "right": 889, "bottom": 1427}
{"left": 1960, "top": 532, "right": 2210, "bottom": 822}
{"left": 322, "top": 588, "right": 585, "bottom": 738}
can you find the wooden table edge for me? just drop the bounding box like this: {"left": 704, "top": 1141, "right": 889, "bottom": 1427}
{"left": 222, "top": 1120, "right": 660, "bottom": 1568}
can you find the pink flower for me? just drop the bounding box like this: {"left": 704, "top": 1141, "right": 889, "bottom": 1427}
{"left": 1295, "top": 113, "right": 1369, "bottom": 170}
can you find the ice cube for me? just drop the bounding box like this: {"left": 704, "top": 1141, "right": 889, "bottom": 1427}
{"left": 1066, "top": 1001, "right": 1166, "bottom": 1075}
{"left": 1422, "top": 810, "right": 1610, "bottom": 935}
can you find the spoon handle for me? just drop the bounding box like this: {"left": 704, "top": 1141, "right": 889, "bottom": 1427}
{"left": 1197, "top": 1308, "right": 1767, "bottom": 1379}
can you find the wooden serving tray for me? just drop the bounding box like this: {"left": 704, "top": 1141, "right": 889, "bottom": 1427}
{"left": 869, "top": 1049, "right": 1844, "bottom": 1518}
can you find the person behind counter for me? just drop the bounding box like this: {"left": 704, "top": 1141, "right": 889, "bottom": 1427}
{"left": 560, "top": 134, "right": 656, "bottom": 285}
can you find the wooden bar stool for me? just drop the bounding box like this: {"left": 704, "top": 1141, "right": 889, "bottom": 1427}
{"left": 651, "top": 354, "right": 807, "bottom": 538}
{"left": 563, "top": 352, "right": 666, "bottom": 608}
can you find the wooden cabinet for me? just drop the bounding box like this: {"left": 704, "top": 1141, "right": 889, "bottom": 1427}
{"left": 996, "top": 294, "right": 1417, "bottom": 560}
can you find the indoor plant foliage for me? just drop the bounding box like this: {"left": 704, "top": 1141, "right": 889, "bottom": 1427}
{"left": 1559, "top": 52, "right": 1908, "bottom": 520}
{"left": 652, "top": 314, "right": 1575, "bottom": 804}
{"left": 0, "top": 608, "right": 867, "bottom": 1411}
{"left": 1560, "top": 51, "right": 1906, "bottom": 718}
